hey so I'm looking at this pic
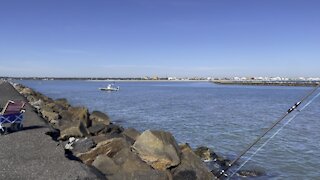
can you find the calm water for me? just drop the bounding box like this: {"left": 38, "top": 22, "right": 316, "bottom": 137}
{"left": 18, "top": 80, "right": 320, "bottom": 179}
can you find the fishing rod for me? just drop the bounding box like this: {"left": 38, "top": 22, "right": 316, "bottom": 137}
{"left": 217, "top": 83, "right": 320, "bottom": 179}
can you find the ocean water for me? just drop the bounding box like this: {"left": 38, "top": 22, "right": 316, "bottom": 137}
{"left": 18, "top": 80, "right": 320, "bottom": 179}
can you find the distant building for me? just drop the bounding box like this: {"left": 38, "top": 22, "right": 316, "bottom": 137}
{"left": 234, "top": 77, "right": 241, "bottom": 81}
{"left": 307, "top": 77, "right": 320, "bottom": 81}
{"left": 270, "top": 77, "right": 281, "bottom": 81}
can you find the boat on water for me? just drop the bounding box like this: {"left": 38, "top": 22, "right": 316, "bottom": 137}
{"left": 99, "top": 84, "right": 120, "bottom": 91}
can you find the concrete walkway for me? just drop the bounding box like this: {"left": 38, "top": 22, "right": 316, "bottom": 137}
{"left": 0, "top": 81, "right": 104, "bottom": 180}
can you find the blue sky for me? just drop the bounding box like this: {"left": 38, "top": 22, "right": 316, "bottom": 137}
{"left": 0, "top": 0, "right": 319, "bottom": 77}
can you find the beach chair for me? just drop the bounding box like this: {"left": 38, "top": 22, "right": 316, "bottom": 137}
{"left": 0, "top": 100, "right": 26, "bottom": 134}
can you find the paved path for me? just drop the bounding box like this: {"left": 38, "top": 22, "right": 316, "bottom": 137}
{"left": 0, "top": 82, "right": 104, "bottom": 180}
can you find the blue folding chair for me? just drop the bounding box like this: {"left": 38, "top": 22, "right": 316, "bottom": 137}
{"left": 0, "top": 100, "right": 26, "bottom": 134}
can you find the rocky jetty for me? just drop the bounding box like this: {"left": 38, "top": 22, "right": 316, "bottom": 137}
{"left": 0, "top": 81, "right": 104, "bottom": 179}
{"left": 10, "top": 83, "right": 220, "bottom": 179}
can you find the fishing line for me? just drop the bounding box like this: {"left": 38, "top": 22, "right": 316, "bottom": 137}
{"left": 217, "top": 84, "right": 320, "bottom": 179}
{"left": 228, "top": 91, "right": 320, "bottom": 179}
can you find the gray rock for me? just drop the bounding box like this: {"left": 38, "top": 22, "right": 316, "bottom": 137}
{"left": 20, "top": 87, "right": 34, "bottom": 96}
{"left": 210, "top": 156, "right": 232, "bottom": 177}
{"left": 91, "top": 135, "right": 111, "bottom": 144}
{"left": 90, "top": 111, "right": 111, "bottom": 126}
{"left": 41, "top": 109, "right": 60, "bottom": 123}
{"left": 77, "top": 137, "right": 130, "bottom": 165}
{"left": 68, "top": 106, "right": 91, "bottom": 127}
{"left": 42, "top": 102, "right": 56, "bottom": 110}
{"left": 171, "top": 144, "right": 215, "bottom": 180}
{"left": 72, "top": 137, "right": 96, "bottom": 154}
{"left": 59, "top": 110, "right": 73, "bottom": 120}
{"left": 108, "top": 170, "right": 169, "bottom": 180}
{"left": 58, "top": 107, "right": 92, "bottom": 129}
{"left": 54, "top": 98, "right": 70, "bottom": 109}
{"left": 88, "top": 124, "right": 107, "bottom": 136}
{"left": 113, "top": 147, "right": 152, "bottom": 171}
{"left": 52, "top": 104, "right": 67, "bottom": 113}
{"left": 30, "top": 99, "right": 44, "bottom": 110}
{"left": 59, "top": 121, "right": 89, "bottom": 141}
{"left": 56, "top": 118, "right": 75, "bottom": 130}
{"left": 34, "top": 92, "right": 53, "bottom": 103}
{"left": 111, "top": 148, "right": 170, "bottom": 180}
{"left": 26, "top": 95, "right": 38, "bottom": 104}
{"left": 39, "top": 99, "right": 69, "bottom": 114}
{"left": 122, "top": 128, "right": 140, "bottom": 142}
{"left": 194, "top": 146, "right": 217, "bottom": 162}
{"left": 132, "top": 130, "right": 181, "bottom": 171}
{"left": 102, "top": 124, "right": 124, "bottom": 135}
{"left": 92, "top": 155, "right": 120, "bottom": 175}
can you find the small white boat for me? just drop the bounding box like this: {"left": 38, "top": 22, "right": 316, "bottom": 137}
{"left": 99, "top": 84, "right": 120, "bottom": 91}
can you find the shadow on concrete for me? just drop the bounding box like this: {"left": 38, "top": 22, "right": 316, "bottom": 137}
{"left": 1, "top": 125, "right": 46, "bottom": 135}
{"left": 21, "top": 125, "right": 46, "bottom": 131}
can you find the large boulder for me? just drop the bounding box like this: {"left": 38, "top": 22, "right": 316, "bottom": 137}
{"left": 210, "top": 156, "right": 232, "bottom": 177}
{"left": 77, "top": 137, "right": 130, "bottom": 165}
{"left": 171, "top": 144, "right": 215, "bottom": 180}
{"left": 113, "top": 147, "right": 152, "bottom": 172}
{"left": 91, "top": 135, "right": 111, "bottom": 144}
{"left": 34, "top": 93, "right": 53, "bottom": 104}
{"left": 59, "top": 107, "right": 91, "bottom": 128}
{"left": 101, "top": 124, "right": 124, "bottom": 138}
{"left": 13, "top": 84, "right": 24, "bottom": 92}
{"left": 132, "top": 130, "right": 181, "bottom": 171}
{"left": 93, "top": 149, "right": 170, "bottom": 180}
{"left": 51, "top": 104, "right": 67, "bottom": 113}
{"left": 88, "top": 124, "right": 107, "bottom": 136}
{"left": 56, "top": 118, "right": 75, "bottom": 131}
{"left": 59, "top": 110, "right": 73, "bottom": 120}
{"left": 59, "top": 122, "right": 89, "bottom": 141}
{"left": 35, "top": 92, "right": 53, "bottom": 103}
{"left": 90, "top": 111, "right": 111, "bottom": 126}
{"left": 108, "top": 170, "right": 169, "bottom": 180}
{"left": 41, "top": 109, "right": 60, "bottom": 123}
{"left": 92, "top": 155, "right": 120, "bottom": 175}
{"left": 43, "top": 102, "right": 57, "bottom": 110}
{"left": 65, "top": 137, "right": 96, "bottom": 154}
{"left": 68, "top": 106, "right": 91, "bottom": 127}
{"left": 112, "top": 148, "right": 170, "bottom": 180}
{"left": 122, "top": 128, "right": 140, "bottom": 143}
{"left": 26, "top": 95, "right": 38, "bottom": 104}
{"left": 20, "top": 87, "right": 34, "bottom": 96}
{"left": 40, "top": 99, "right": 69, "bottom": 114}
{"left": 30, "top": 99, "right": 44, "bottom": 110}
{"left": 54, "top": 98, "right": 70, "bottom": 109}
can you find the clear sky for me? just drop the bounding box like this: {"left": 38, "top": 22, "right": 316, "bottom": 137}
{"left": 0, "top": 0, "right": 319, "bottom": 77}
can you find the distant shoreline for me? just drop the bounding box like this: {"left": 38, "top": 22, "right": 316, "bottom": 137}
{"left": 86, "top": 79, "right": 209, "bottom": 82}
{"left": 3, "top": 77, "right": 320, "bottom": 86}
{"left": 0, "top": 77, "right": 209, "bottom": 82}
{"left": 212, "top": 80, "right": 320, "bottom": 87}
